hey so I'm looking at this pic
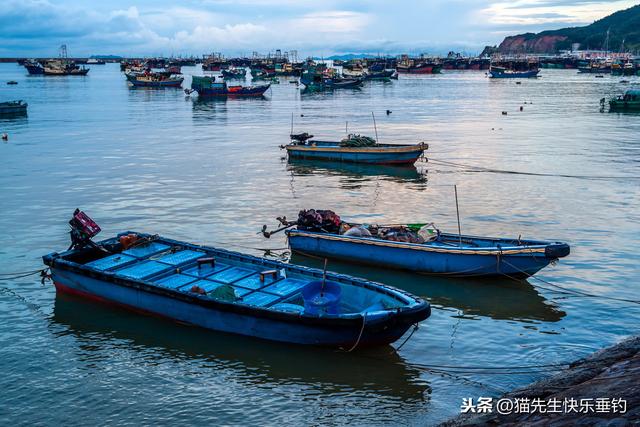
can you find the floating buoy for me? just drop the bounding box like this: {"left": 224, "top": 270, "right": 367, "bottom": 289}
{"left": 386, "top": 110, "right": 392, "bottom": 115}
{"left": 520, "top": 106, "right": 524, "bottom": 111}
{"left": 516, "top": 81, "right": 521, "bottom": 85}
{"left": 502, "top": 111, "right": 508, "bottom": 115}
{"left": 2, "top": 133, "right": 8, "bottom": 141}
{"left": 300, "top": 114, "right": 304, "bottom": 117}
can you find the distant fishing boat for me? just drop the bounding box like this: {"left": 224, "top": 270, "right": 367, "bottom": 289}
{"left": 0, "top": 100, "right": 28, "bottom": 115}
{"left": 24, "top": 60, "right": 44, "bottom": 75}
{"left": 42, "top": 60, "right": 89, "bottom": 76}
{"left": 189, "top": 75, "right": 270, "bottom": 97}
{"left": 221, "top": 68, "right": 246, "bottom": 79}
{"left": 263, "top": 209, "right": 570, "bottom": 278}
{"left": 609, "top": 89, "right": 640, "bottom": 111}
{"left": 42, "top": 210, "right": 430, "bottom": 347}
{"left": 396, "top": 62, "right": 442, "bottom": 74}
{"left": 300, "top": 65, "right": 363, "bottom": 91}
{"left": 126, "top": 72, "right": 183, "bottom": 87}
{"left": 86, "top": 58, "right": 106, "bottom": 65}
{"left": 488, "top": 66, "right": 539, "bottom": 78}
{"left": 365, "top": 70, "right": 395, "bottom": 80}
{"left": 285, "top": 133, "right": 427, "bottom": 165}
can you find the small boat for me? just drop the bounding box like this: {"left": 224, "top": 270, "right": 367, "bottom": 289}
{"left": 86, "top": 58, "right": 106, "bottom": 65}
{"left": 126, "top": 72, "right": 183, "bottom": 87}
{"left": 488, "top": 66, "right": 539, "bottom": 79}
{"left": 221, "top": 68, "right": 246, "bottom": 79}
{"left": 263, "top": 210, "right": 570, "bottom": 278}
{"left": 300, "top": 65, "right": 363, "bottom": 91}
{"left": 364, "top": 69, "right": 395, "bottom": 80}
{"left": 6, "top": 81, "right": 18, "bottom": 85}
{"left": 609, "top": 89, "right": 640, "bottom": 111}
{"left": 190, "top": 75, "right": 270, "bottom": 97}
{"left": 0, "top": 100, "right": 28, "bottom": 115}
{"left": 285, "top": 133, "right": 428, "bottom": 165}
{"left": 396, "top": 63, "right": 442, "bottom": 74}
{"left": 42, "top": 210, "right": 430, "bottom": 347}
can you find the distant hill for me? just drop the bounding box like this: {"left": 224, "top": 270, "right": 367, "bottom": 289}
{"left": 497, "top": 4, "right": 640, "bottom": 54}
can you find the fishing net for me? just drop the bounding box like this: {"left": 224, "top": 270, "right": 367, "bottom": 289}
{"left": 339, "top": 134, "right": 377, "bottom": 147}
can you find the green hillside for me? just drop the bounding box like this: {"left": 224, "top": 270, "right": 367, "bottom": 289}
{"left": 499, "top": 4, "right": 640, "bottom": 53}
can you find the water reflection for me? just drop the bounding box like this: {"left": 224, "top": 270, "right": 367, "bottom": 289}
{"left": 52, "top": 293, "right": 430, "bottom": 402}
{"left": 290, "top": 254, "right": 565, "bottom": 323}
{"left": 286, "top": 158, "right": 428, "bottom": 186}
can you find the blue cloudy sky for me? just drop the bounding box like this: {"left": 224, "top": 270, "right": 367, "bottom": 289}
{"left": 1, "top": 0, "right": 637, "bottom": 57}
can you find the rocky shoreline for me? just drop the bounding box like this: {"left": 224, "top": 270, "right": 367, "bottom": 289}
{"left": 441, "top": 336, "right": 640, "bottom": 426}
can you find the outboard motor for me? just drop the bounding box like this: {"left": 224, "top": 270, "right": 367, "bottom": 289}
{"left": 68, "top": 209, "right": 102, "bottom": 250}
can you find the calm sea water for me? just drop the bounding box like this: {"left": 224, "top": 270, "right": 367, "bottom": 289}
{"left": 1, "top": 63, "right": 639, "bottom": 426}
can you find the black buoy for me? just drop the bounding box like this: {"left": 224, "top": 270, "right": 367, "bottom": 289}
{"left": 520, "top": 106, "right": 523, "bottom": 111}
{"left": 502, "top": 111, "right": 508, "bottom": 115}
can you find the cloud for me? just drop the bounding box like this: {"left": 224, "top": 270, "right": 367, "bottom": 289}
{"left": 0, "top": 0, "right": 637, "bottom": 56}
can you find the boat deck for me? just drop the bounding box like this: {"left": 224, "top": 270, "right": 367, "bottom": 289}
{"left": 82, "top": 240, "right": 313, "bottom": 311}
{"left": 71, "top": 234, "right": 411, "bottom": 314}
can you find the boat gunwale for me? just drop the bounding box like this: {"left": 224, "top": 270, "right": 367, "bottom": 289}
{"left": 43, "top": 232, "right": 429, "bottom": 327}
{"left": 286, "top": 229, "right": 566, "bottom": 256}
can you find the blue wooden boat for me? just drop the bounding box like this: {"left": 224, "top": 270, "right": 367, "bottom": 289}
{"left": 286, "top": 133, "right": 427, "bottom": 165}
{"left": 0, "top": 100, "right": 28, "bottom": 115}
{"left": 42, "top": 211, "right": 429, "bottom": 347}
{"left": 126, "top": 72, "right": 183, "bottom": 87}
{"left": 488, "top": 66, "right": 539, "bottom": 79}
{"left": 264, "top": 210, "right": 570, "bottom": 278}
{"left": 191, "top": 75, "right": 270, "bottom": 97}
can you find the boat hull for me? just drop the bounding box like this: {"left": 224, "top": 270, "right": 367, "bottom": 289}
{"left": 47, "top": 263, "right": 423, "bottom": 348}
{"left": 489, "top": 70, "right": 539, "bottom": 78}
{"left": 25, "top": 64, "right": 44, "bottom": 75}
{"left": 0, "top": 102, "right": 28, "bottom": 115}
{"left": 198, "top": 84, "right": 270, "bottom": 97}
{"left": 43, "top": 232, "right": 430, "bottom": 347}
{"left": 397, "top": 65, "right": 442, "bottom": 74}
{"left": 129, "top": 78, "right": 184, "bottom": 87}
{"left": 286, "top": 144, "right": 426, "bottom": 165}
{"left": 287, "top": 231, "right": 568, "bottom": 278}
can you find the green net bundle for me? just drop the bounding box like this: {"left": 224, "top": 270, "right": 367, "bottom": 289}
{"left": 339, "top": 134, "right": 377, "bottom": 147}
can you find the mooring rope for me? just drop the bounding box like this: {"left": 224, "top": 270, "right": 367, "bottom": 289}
{"left": 499, "top": 259, "right": 640, "bottom": 305}
{"left": 429, "top": 158, "right": 640, "bottom": 181}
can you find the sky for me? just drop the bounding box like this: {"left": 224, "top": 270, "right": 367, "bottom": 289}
{"left": 0, "top": 0, "right": 637, "bottom": 57}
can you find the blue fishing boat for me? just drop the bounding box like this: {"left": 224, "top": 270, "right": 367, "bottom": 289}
{"left": 285, "top": 133, "right": 427, "bottom": 165}
{"left": 488, "top": 66, "right": 539, "bottom": 79}
{"left": 126, "top": 72, "right": 183, "bottom": 87}
{"left": 190, "top": 76, "right": 270, "bottom": 97}
{"left": 263, "top": 210, "right": 570, "bottom": 278}
{"left": 42, "top": 211, "right": 429, "bottom": 347}
{"left": 0, "top": 100, "right": 28, "bottom": 115}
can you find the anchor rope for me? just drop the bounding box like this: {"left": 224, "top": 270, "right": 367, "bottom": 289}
{"left": 499, "top": 259, "right": 640, "bottom": 305}
{"left": 0, "top": 269, "right": 47, "bottom": 281}
{"left": 346, "top": 312, "right": 367, "bottom": 352}
{"left": 393, "top": 322, "right": 419, "bottom": 352}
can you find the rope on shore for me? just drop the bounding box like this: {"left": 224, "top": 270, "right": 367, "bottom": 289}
{"left": 428, "top": 158, "right": 640, "bottom": 181}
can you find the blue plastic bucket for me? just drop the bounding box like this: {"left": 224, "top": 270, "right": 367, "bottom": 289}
{"left": 302, "top": 280, "right": 342, "bottom": 315}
